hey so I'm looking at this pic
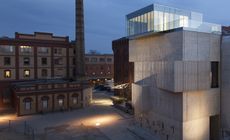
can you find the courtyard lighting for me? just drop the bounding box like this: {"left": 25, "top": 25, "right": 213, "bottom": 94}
{"left": 95, "top": 122, "right": 101, "bottom": 126}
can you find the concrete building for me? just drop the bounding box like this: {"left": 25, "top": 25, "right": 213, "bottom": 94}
{"left": 85, "top": 53, "right": 114, "bottom": 84}
{"left": 122, "top": 3, "right": 222, "bottom": 140}
{"left": 221, "top": 28, "right": 230, "bottom": 138}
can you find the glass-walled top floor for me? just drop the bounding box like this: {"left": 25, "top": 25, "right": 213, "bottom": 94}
{"left": 126, "top": 3, "right": 221, "bottom": 36}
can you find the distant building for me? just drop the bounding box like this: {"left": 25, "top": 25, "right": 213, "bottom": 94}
{"left": 115, "top": 3, "right": 223, "bottom": 140}
{"left": 0, "top": 32, "right": 92, "bottom": 116}
{"left": 0, "top": 0, "right": 92, "bottom": 116}
{"left": 112, "top": 37, "right": 134, "bottom": 100}
{"left": 85, "top": 53, "right": 114, "bottom": 84}
{"left": 222, "top": 26, "right": 230, "bottom": 35}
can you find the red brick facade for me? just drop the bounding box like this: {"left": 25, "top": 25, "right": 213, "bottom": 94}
{"left": 112, "top": 37, "right": 134, "bottom": 100}
{"left": 85, "top": 54, "right": 114, "bottom": 79}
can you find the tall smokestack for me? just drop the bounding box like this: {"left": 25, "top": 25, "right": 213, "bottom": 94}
{"left": 75, "top": 0, "right": 85, "bottom": 80}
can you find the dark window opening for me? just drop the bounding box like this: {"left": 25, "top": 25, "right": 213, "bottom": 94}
{"left": 211, "top": 62, "right": 219, "bottom": 88}
{"left": 41, "top": 58, "right": 47, "bottom": 65}
{"left": 24, "top": 57, "right": 30, "bottom": 65}
{"left": 4, "top": 57, "right": 11, "bottom": 65}
{"left": 41, "top": 69, "right": 48, "bottom": 77}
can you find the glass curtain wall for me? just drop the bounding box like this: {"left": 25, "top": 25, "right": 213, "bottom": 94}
{"left": 127, "top": 4, "right": 191, "bottom": 36}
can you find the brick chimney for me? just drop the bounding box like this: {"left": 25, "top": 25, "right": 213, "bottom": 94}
{"left": 75, "top": 0, "right": 85, "bottom": 80}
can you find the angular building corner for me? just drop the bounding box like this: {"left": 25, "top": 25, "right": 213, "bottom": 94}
{"left": 112, "top": 3, "right": 230, "bottom": 140}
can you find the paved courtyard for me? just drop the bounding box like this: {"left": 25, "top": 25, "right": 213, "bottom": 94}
{"left": 0, "top": 91, "right": 157, "bottom": 140}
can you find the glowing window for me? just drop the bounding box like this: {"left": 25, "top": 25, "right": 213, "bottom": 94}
{"left": 73, "top": 97, "right": 77, "bottom": 104}
{"left": 4, "top": 70, "right": 11, "bottom": 78}
{"left": 58, "top": 99, "right": 64, "bottom": 107}
{"left": 20, "top": 46, "right": 32, "bottom": 53}
{"left": 24, "top": 70, "right": 30, "bottom": 77}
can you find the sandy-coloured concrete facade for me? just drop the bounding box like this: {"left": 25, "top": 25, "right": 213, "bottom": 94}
{"left": 130, "top": 29, "right": 221, "bottom": 140}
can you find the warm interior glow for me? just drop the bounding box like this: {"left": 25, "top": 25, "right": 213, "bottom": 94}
{"left": 20, "top": 46, "right": 31, "bottom": 49}
{"left": 5, "top": 70, "right": 11, "bottom": 78}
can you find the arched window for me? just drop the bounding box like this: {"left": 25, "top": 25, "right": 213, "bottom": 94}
{"left": 57, "top": 95, "right": 65, "bottom": 107}
{"left": 23, "top": 97, "right": 33, "bottom": 110}
{"left": 41, "top": 96, "right": 49, "bottom": 109}
{"left": 72, "top": 94, "right": 79, "bottom": 105}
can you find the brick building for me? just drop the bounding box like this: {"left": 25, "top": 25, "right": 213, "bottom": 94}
{"left": 112, "top": 37, "right": 134, "bottom": 100}
{"left": 85, "top": 53, "right": 114, "bottom": 84}
{"left": 0, "top": 32, "right": 92, "bottom": 115}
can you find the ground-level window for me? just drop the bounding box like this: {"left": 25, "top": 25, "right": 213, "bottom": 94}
{"left": 41, "top": 96, "right": 49, "bottom": 109}
{"left": 58, "top": 99, "right": 64, "bottom": 107}
{"left": 72, "top": 94, "right": 79, "bottom": 105}
{"left": 42, "top": 100, "right": 48, "bottom": 109}
{"left": 57, "top": 95, "right": 65, "bottom": 107}
{"left": 73, "top": 97, "right": 77, "bottom": 105}
{"left": 23, "top": 98, "right": 32, "bottom": 110}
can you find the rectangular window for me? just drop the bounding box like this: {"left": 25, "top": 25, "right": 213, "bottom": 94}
{"left": 41, "top": 58, "right": 47, "bottom": 65}
{"left": 211, "top": 62, "right": 219, "bottom": 88}
{"left": 91, "top": 58, "right": 97, "bottom": 62}
{"left": 42, "top": 100, "right": 48, "bottom": 109}
{"left": 54, "top": 57, "right": 63, "bottom": 65}
{"left": 99, "top": 58, "right": 105, "bottom": 62}
{"left": 4, "top": 57, "right": 11, "bottom": 65}
{"left": 73, "top": 97, "right": 78, "bottom": 105}
{"left": 41, "top": 69, "right": 48, "bottom": 77}
{"left": 72, "top": 58, "right": 76, "bottom": 65}
{"left": 24, "top": 57, "right": 30, "bottom": 65}
{"left": 4, "top": 70, "right": 11, "bottom": 78}
{"left": 24, "top": 70, "right": 30, "bottom": 77}
{"left": 54, "top": 48, "right": 62, "bottom": 55}
{"left": 0, "top": 45, "right": 14, "bottom": 53}
{"left": 107, "top": 58, "right": 112, "bottom": 62}
{"left": 38, "top": 47, "right": 49, "bottom": 54}
{"left": 25, "top": 102, "right": 31, "bottom": 110}
{"left": 58, "top": 99, "right": 64, "bottom": 107}
{"left": 20, "top": 46, "right": 32, "bottom": 53}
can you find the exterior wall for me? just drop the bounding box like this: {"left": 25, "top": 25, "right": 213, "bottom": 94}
{"left": 130, "top": 30, "right": 221, "bottom": 140}
{"left": 85, "top": 54, "right": 114, "bottom": 80}
{"left": 112, "top": 38, "right": 134, "bottom": 99}
{"left": 16, "top": 87, "right": 88, "bottom": 116}
{"left": 82, "top": 87, "right": 92, "bottom": 108}
{"left": 0, "top": 32, "right": 70, "bottom": 106}
{"left": 221, "top": 35, "right": 230, "bottom": 135}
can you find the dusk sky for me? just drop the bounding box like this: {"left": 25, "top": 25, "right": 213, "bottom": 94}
{"left": 0, "top": 0, "right": 229, "bottom": 53}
